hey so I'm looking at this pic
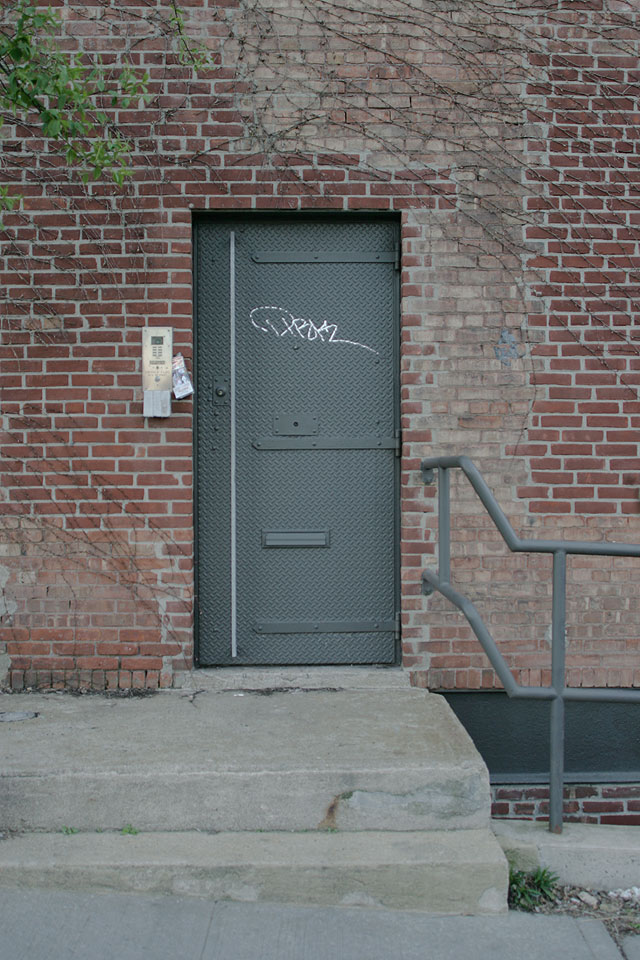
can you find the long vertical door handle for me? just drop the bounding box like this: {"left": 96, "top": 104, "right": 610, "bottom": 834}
{"left": 230, "top": 231, "right": 237, "bottom": 658}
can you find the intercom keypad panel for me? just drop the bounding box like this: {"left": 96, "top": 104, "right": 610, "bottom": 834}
{"left": 142, "top": 327, "right": 173, "bottom": 392}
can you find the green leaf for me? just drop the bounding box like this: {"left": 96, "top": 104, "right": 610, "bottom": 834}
{"left": 509, "top": 867, "right": 559, "bottom": 912}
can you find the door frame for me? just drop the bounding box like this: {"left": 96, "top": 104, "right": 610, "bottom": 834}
{"left": 192, "top": 211, "right": 402, "bottom": 667}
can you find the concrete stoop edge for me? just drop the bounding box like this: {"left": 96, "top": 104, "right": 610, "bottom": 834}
{"left": 0, "top": 828, "right": 508, "bottom": 916}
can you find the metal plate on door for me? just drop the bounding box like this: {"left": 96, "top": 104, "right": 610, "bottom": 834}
{"left": 273, "top": 415, "right": 318, "bottom": 436}
{"left": 213, "top": 379, "right": 229, "bottom": 405}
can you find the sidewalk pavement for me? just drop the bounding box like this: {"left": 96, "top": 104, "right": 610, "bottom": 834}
{"left": 0, "top": 886, "right": 632, "bottom": 960}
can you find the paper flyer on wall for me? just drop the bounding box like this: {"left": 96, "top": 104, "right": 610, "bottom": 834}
{"left": 172, "top": 353, "right": 194, "bottom": 399}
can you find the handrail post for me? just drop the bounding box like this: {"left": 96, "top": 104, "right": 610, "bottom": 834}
{"left": 549, "top": 550, "right": 567, "bottom": 833}
{"left": 438, "top": 466, "right": 451, "bottom": 585}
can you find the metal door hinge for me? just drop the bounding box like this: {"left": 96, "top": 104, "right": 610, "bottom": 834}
{"left": 394, "top": 244, "right": 401, "bottom": 272}
{"left": 394, "top": 612, "right": 401, "bottom": 639}
{"left": 394, "top": 429, "right": 402, "bottom": 456}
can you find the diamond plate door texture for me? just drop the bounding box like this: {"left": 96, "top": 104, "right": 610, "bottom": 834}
{"left": 195, "top": 216, "right": 399, "bottom": 665}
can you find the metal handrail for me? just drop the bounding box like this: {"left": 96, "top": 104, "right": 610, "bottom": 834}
{"left": 421, "top": 455, "right": 640, "bottom": 833}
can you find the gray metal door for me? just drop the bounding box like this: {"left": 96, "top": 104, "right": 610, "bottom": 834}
{"left": 195, "top": 216, "right": 399, "bottom": 665}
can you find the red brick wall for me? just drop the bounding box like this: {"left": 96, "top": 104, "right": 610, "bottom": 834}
{"left": 409, "top": 0, "right": 640, "bottom": 692}
{"left": 492, "top": 783, "right": 640, "bottom": 826}
{"left": 0, "top": 0, "right": 639, "bottom": 692}
{"left": 525, "top": 15, "right": 640, "bottom": 519}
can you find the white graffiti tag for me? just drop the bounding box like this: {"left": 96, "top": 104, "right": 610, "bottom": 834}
{"left": 250, "top": 306, "right": 378, "bottom": 354}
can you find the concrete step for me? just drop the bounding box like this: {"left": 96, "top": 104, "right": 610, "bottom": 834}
{"left": 1, "top": 680, "right": 491, "bottom": 834}
{"left": 494, "top": 819, "right": 640, "bottom": 890}
{"left": 0, "top": 830, "right": 508, "bottom": 915}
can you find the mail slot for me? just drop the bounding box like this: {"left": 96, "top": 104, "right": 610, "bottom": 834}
{"left": 262, "top": 530, "right": 330, "bottom": 548}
